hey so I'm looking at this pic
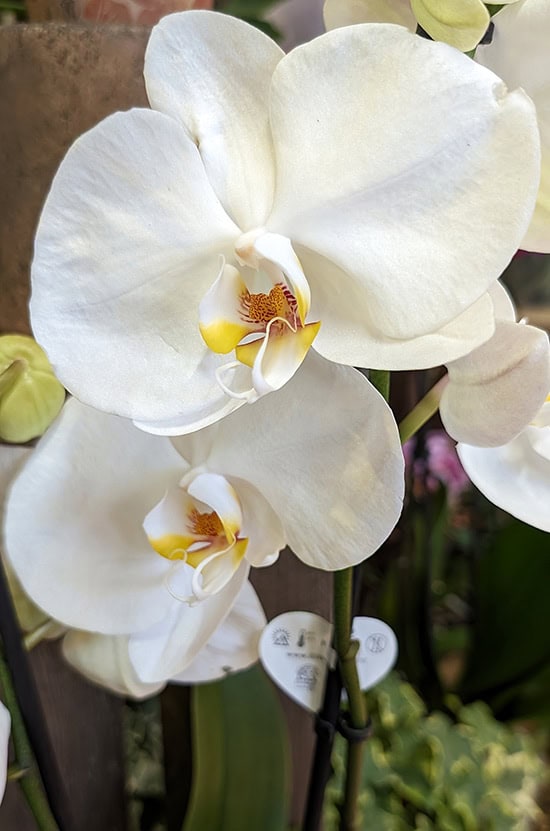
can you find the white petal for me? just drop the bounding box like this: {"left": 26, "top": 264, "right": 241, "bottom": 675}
{"left": 191, "top": 539, "right": 248, "bottom": 600}
{"left": 187, "top": 472, "right": 243, "bottom": 539}
{"left": 4, "top": 398, "right": 185, "bottom": 634}
{"left": 31, "top": 108, "right": 240, "bottom": 424}
{"left": 324, "top": 0, "right": 416, "bottom": 30}
{"left": 458, "top": 425, "right": 550, "bottom": 531}
{"left": 442, "top": 321, "right": 550, "bottom": 446}
{"left": 0, "top": 701, "right": 9, "bottom": 805}
{"left": 0, "top": 444, "right": 31, "bottom": 506}
{"left": 133, "top": 357, "right": 249, "bottom": 436}
{"left": 300, "top": 248, "right": 496, "bottom": 369}
{"left": 174, "top": 350, "right": 404, "bottom": 570}
{"left": 268, "top": 25, "right": 539, "bottom": 340}
{"left": 128, "top": 561, "right": 249, "bottom": 682}
{"left": 250, "top": 233, "right": 311, "bottom": 324}
{"left": 62, "top": 632, "right": 164, "bottom": 700}
{"left": 489, "top": 280, "right": 516, "bottom": 322}
{"left": 173, "top": 580, "right": 266, "bottom": 683}
{"left": 229, "top": 477, "right": 285, "bottom": 568}
{"left": 476, "top": 0, "right": 550, "bottom": 252}
{"left": 239, "top": 319, "right": 320, "bottom": 397}
{"left": 199, "top": 262, "right": 253, "bottom": 354}
{"left": 145, "top": 11, "right": 283, "bottom": 230}
{"left": 143, "top": 485, "right": 197, "bottom": 556}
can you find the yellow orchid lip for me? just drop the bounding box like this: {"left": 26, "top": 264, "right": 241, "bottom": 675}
{"left": 143, "top": 472, "right": 250, "bottom": 600}
{"left": 199, "top": 251, "right": 320, "bottom": 400}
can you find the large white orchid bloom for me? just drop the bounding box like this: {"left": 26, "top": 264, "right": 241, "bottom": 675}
{"left": 476, "top": 0, "right": 550, "bottom": 252}
{"left": 458, "top": 396, "right": 550, "bottom": 531}
{"left": 0, "top": 444, "right": 264, "bottom": 696}
{"left": 31, "top": 12, "right": 539, "bottom": 434}
{"left": 4, "top": 355, "right": 404, "bottom": 681}
{"left": 440, "top": 284, "right": 550, "bottom": 446}
{"left": 324, "top": 0, "right": 520, "bottom": 52}
{"left": 0, "top": 700, "right": 9, "bottom": 805}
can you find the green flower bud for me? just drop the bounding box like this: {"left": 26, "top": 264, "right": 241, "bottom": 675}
{"left": 0, "top": 334, "right": 65, "bottom": 443}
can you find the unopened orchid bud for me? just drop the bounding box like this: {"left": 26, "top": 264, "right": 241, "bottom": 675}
{"left": 0, "top": 335, "right": 65, "bottom": 444}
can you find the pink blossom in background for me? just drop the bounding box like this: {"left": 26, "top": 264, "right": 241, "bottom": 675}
{"left": 76, "top": 0, "right": 212, "bottom": 25}
{"left": 403, "top": 431, "right": 470, "bottom": 504}
{"left": 425, "top": 430, "right": 470, "bottom": 502}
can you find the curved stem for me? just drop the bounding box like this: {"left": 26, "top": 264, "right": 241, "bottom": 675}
{"left": 0, "top": 649, "right": 59, "bottom": 831}
{"left": 398, "top": 375, "right": 448, "bottom": 444}
{"left": 334, "top": 570, "right": 367, "bottom": 831}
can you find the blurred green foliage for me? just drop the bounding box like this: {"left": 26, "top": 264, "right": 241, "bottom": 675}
{"left": 216, "top": 0, "right": 280, "bottom": 39}
{"left": 324, "top": 673, "right": 545, "bottom": 831}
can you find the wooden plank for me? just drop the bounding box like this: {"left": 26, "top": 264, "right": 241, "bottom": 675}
{"left": 0, "top": 23, "right": 150, "bottom": 336}
{"left": 0, "top": 641, "right": 127, "bottom": 830}
{"left": 0, "top": 22, "right": 151, "bottom": 829}
{"left": 251, "top": 550, "right": 332, "bottom": 827}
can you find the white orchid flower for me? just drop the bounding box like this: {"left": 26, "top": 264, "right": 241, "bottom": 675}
{"left": 476, "top": 0, "right": 550, "bottom": 252}
{"left": 458, "top": 395, "right": 550, "bottom": 531}
{"left": 4, "top": 356, "right": 404, "bottom": 682}
{"left": 31, "top": 12, "right": 539, "bottom": 434}
{"left": 0, "top": 444, "right": 264, "bottom": 697}
{"left": 324, "top": 0, "right": 520, "bottom": 52}
{"left": 439, "top": 284, "right": 550, "bottom": 446}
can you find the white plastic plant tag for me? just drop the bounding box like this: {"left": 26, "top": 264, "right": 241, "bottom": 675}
{"left": 259, "top": 611, "right": 334, "bottom": 713}
{"left": 351, "top": 616, "right": 398, "bottom": 691}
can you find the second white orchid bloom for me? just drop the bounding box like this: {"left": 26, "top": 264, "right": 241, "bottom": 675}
{"left": 0, "top": 444, "right": 263, "bottom": 697}
{"left": 458, "top": 396, "right": 550, "bottom": 532}
{"left": 439, "top": 285, "right": 550, "bottom": 447}
{"left": 31, "top": 11, "right": 539, "bottom": 434}
{"left": 4, "top": 356, "right": 404, "bottom": 683}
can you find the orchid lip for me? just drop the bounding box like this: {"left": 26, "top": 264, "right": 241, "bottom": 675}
{"left": 199, "top": 240, "right": 320, "bottom": 401}
{"left": 143, "top": 472, "right": 249, "bottom": 602}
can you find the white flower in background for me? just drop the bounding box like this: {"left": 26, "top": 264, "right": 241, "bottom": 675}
{"left": 31, "top": 11, "right": 539, "bottom": 434}
{"left": 435, "top": 283, "right": 550, "bottom": 532}
{"left": 0, "top": 443, "right": 264, "bottom": 697}
{"left": 458, "top": 396, "right": 550, "bottom": 532}
{"left": 326, "top": 0, "right": 549, "bottom": 253}
{"left": 324, "top": 0, "right": 520, "bottom": 52}
{"left": 4, "top": 355, "right": 404, "bottom": 683}
{"left": 476, "top": 0, "right": 550, "bottom": 252}
{"left": 0, "top": 700, "right": 9, "bottom": 805}
{"left": 439, "top": 284, "right": 550, "bottom": 446}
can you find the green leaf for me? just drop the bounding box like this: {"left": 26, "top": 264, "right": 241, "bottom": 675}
{"left": 183, "top": 665, "right": 290, "bottom": 831}
{"left": 459, "top": 520, "right": 550, "bottom": 704}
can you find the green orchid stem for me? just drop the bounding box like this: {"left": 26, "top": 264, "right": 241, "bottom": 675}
{"left": 368, "top": 369, "right": 390, "bottom": 401}
{"left": 398, "top": 374, "right": 449, "bottom": 444}
{"left": 0, "top": 649, "right": 59, "bottom": 831}
{"left": 23, "top": 620, "right": 57, "bottom": 652}
{"left": 333, "top": 369, "right": 391, "bottom": 831}
{"left": 334, "top": 569, "right": 367, "bottom": 831}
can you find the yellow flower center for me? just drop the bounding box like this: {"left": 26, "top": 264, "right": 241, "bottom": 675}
{"left": 241, "top": 283, "right": 298, "bottom": 330}
{"left": 189, "top": 508, "right": 224, "bottom": 538}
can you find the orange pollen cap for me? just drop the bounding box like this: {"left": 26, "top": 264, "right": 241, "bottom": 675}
{"left": 242, "top": 284, "right": 297, "bottom": 326}
{"left": 189, "top": 508, "right": 224, "bottom": 537}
